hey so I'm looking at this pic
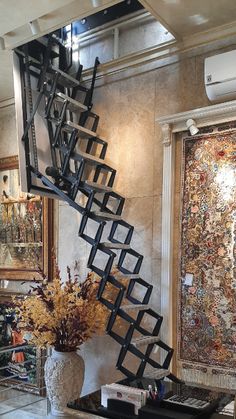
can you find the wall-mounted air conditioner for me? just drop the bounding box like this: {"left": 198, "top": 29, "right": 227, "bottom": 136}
{"left": 204, "top": 49, "right": 236, "bottom": 102}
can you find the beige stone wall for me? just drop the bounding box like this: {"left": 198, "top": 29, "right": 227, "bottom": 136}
{"left": 0, "top": 50, "right": 212, "bottom": 395}
{"left": 59, "top": 54, "right": 210, "bottom": 296}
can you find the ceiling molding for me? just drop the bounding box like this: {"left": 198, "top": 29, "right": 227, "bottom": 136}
{"left": 156, "top": 99, "right": 236, "bottom": 132}
{"left": 3, "top": 31, "right": 236, "bottom": 104}
{"left": 81, "top": 31, "right": 236, "bottom": 85}
{"left": 3, "top": 3, "right": 236, "bottom": 102}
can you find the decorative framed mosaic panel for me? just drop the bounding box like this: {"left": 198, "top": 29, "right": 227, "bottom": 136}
{"left": 178, "top": 130, "right": 236, "bottom": 386}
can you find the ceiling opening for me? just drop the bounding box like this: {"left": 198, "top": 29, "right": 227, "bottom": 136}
{"left": 59, "top": 0, "right": 175, "bottom": 70}
{"left": 63, "top": 0, "right": 144, "bottom": 36}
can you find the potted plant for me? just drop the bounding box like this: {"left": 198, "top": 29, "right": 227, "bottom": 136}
{"left": 14, "top": 263, "right": 116, "bottom": 417}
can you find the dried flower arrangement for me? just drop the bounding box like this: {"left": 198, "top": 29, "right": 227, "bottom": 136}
{"left": 14, "top": 264, "right": 127, "bottom": 352}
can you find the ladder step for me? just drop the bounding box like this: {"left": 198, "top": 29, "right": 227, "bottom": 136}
{"left": 35, "top": 37, "right": 49, "bottom": 47}
{"left": 120, "top": 304, "right": 150, "bottom": 311}
{"left": 92, "top": 211, "right": 122, "bottom": 221}
{"left": 115, "top": 273, "right": 141, "bottom": 279}
{"left": 62, "top": 150, "right": 104, "bottom": 166}
{"left": 132, "top": 336, "right": 160, "bottom": 347}
{"left": 101, "top": 242, "right": 131, "bottom": 250}
{"left": 64, "top": 121, "right": 97, "bottom": 138}
{"left": 47, "top": 66, "right": 86, "bottom": 89}
{"left": 55, "top": 92, "right": 87, "bottom": 113}
{"left": 60, "top": 146, "right": 104, "bottom": 166}
{"left": 84, "top": 181, "right": 113, "bottom": 193}
{"left": 143, "top": 368, "right": 170, "bottom": 379}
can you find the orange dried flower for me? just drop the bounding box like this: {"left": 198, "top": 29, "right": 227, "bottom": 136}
{"left": 14, "top": 264, "right": 120, "bottom": 352}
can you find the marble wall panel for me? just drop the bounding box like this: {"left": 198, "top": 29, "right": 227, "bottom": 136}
{"left": 121, "top": 196, "right": 153, "bottom": 258}
{"left": 155, "top": 62, "right": 182, "bottom": 117}
{"left": 119, "top": 18, "right": 173, "bottom": 57}
{"left": 93, "top": 82, "right": 121, "bottom": 178}
{"left": 58, "top": 202, "right": 89, "bottom": 281}
{"left": 149, "top": 258, "right": 162, "bottom": 313}
{"left": 116, "top": 72, "right": 155, "bottom": 198}
{"left": 177, "top": 57, "right": 200, "bottom": 112}
{"left": 154, "top": 56, "right": 210, "bottom": 119}
{"left": 153, "top": 55, "right": 211, "bottom": 196}
{"left": 80, "top": 336, "right": 123, "bottom": 395}
{"left": 79, "top": 34, "right": 114, "bottom": 70}
{"left": 93, "top": 71, "right": 156, "bottom": 199}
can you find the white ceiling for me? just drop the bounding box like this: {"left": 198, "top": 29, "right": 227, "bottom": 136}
{"left": 0, "top": 0, "right": 74, "bottom": 35}
{"left": 1, "top": 0, "right": 236, "bottom": 102}
{"left": 141, "top": 0, "right": 236, "bottom": 39}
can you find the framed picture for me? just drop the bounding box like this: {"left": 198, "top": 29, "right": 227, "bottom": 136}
{"left": 0, "top": 292, "right": 45, "bottom": 395}
{"left": 0, "top": 156, "right": 53, "bottom": 281}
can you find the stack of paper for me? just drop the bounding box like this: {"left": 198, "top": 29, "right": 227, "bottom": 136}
{"left": 101, "top": 383, "right": 147, "bottom": 415}
{"left": 218, "top": 400, "right": 235, "bottom": 416}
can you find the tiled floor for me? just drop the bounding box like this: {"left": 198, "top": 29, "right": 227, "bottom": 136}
{"left": 0, "top": 386, "right": 48, "bottom": 417}
{"left": 0, "top": 387, "right": 104, "bottom": 418}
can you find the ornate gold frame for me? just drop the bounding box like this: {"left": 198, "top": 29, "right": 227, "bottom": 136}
{"left": 0, "top": 156, "right": 54, "bottom": 281}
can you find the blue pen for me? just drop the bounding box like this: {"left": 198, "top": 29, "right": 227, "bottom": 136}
{"left": 159, "top": 380, "right": 165, "bottom": 399}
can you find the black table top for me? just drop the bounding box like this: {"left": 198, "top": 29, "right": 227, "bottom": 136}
{"left": 69, "top": 379, "right": 235, "bottom": 419}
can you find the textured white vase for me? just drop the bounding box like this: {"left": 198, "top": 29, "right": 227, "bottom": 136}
{"left": 45, "top": 349, "right": 84, "bottom": 417}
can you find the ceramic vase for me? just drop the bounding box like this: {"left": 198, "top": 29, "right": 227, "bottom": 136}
{"left": 44, "top": 349, "right": 84, "bottom": 417}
